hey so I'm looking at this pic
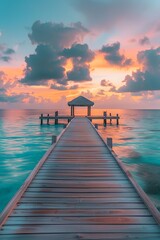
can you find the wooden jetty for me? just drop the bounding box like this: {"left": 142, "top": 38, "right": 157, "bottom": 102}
{"left": 0, "top": 117, "right": 160, "bottom": 239}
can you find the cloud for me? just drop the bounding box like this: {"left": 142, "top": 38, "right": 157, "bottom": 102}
{"left": 118, "top": 47, "right": 160, "bottom": 92}
{"left": 0, "top": 71, "right": 17, "bottom": 89}
{"left": 0, "top": 45, "right": 15, "bottom": 62}
{"left": 100, "top": 42, "right": 132, "bottom": 67}
{"left": 50, "top": 83, "right": 79, "bottom": 91}
{"left": 73, "top": 0, "right": 148, "bottom": 32}
{"left": 20, "top": 44, "right": 66, "bottom": 85}
{"left": 70, "top": 84, "right": 79, "bottom": 90}
{"left": 61, "top": 43, "right": 94, "bottom": 63}
{"left": 100, "top": 79, "right": 116, "bottom": 91}
{"left": 50, "top": 84, "right": 68, "bottom": 91}
{"left": 3, "top": 48, "right": 15, "bottom": 55}
{"left": 1, "top": 56, "right": 11, "bottom": 62}
{"left": 21, "top": 21, "right": 93, "bottom": 86}
{"left": 97, "top": 89, "right": 105, "bottom": 95}
{"left": 0, "top": 92, "right": 31, "bottom": 103}
{"left": 0, "top": 71, "right": 36, "bottom": 103}
{"left": 62, "top": 43, "right": 94, "bottom": 82}
{"left": 129, "top": 38, "right": 137, "bottom": 43}
{"left": 28, "top": 21, "right": 89, "bottom": 50}
{"left": 139, "top": 36, "right": 150, "bottom": 45}
{"left": 80, "top": 90, "right": 94, "bottom": 99}
{"left": 67, "top": 65, "right": 92, "bottom": 81}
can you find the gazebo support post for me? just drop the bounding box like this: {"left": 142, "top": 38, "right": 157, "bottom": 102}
{"left": 71, "top": 106, "right": 75, "bottom": 117}
{"left": 87, "top": 106, "right": 91, "bottom": 116}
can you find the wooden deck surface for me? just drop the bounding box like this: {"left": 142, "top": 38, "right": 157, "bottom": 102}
{"left": 1, "top": 117, "right": 160, "bottom": 239}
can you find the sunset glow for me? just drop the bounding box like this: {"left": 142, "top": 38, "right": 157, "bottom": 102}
{"left": 1, "top": 0, "right": 160, "bottom": 108}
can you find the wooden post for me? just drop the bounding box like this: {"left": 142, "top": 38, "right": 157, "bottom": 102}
{"left": 47, "top": 114, "right": 50, "bottom": 125}
{"left": 103, "top": 111, "right": 107, "bottom": 125}
{"left": 110, "top": 113, "right": 112, "bottom": 125}
{"left": 87, "top": 106, "right": 91, "bottom": 116}
{"left": 40, "top": 114, "right": 43, "bottom": 125}
{"left": 71, "top": 106, "right": 75, "bottom": 116}
{"left": 52, "top": 135, "right": 57, "bottom": 144}
{"left": 116, "top": 114, "right": 119, "bottom": 125}
{"left": 55, "top": 111, "right": 58, "bottom": 124}
{"left": 107, "top": 138, "right": 112, "bottom": 149}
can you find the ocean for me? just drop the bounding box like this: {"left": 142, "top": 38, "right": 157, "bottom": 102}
{"left": 0, "top": 109, "right": 160, "bottom": 213}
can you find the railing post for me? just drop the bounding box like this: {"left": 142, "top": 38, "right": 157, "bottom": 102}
{"left": 107, "top": 138, "right": 112, "bottom": 149}
{"left": 116, "top": 114, "right": 119, "bottom": 125}
{"left": 110, "top": 113, "right": 112, "bottom": 125}
{"left": 47, "top": 114, "right": 50, "bottom": 125}
{"left": 103, "top": 111, "right": 107, "bottom": 125}
{"left": 55, "top": 111, "right": 58, "bottom": 125}
{"left": 40, "top": 114, "right": 43, "bottom": 125}
{"left": 52, "top": 135, "right": 57, "bottom": 144}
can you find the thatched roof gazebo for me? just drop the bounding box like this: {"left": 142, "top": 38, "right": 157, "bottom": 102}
{"left": 68, "top": 96, "right": 94, "bottom": 116}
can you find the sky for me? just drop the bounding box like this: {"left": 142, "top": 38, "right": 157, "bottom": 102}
{"left": 1, "top": 0, "right": 160, "bottom": 109}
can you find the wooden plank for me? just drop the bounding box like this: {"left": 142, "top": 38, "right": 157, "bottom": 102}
{"left": 23, "top": 192, "right": 139, "bottom": 198}
{"left": 12, "top": 208, "right": 152, "bottom": 217}
{"left": 34, "top": 175, "right": 127, "bottom": 179}
{"left": 19, "top": 197, "right": 142, "bottom": 204}
{"left": 26, "top": 187, "right": 135, "bottom": 193}
{"left": 5, "top": 216, "right": 156, "bottom": 225}
{"left": 1, "top": 224, "right": 160, "bottom": 234}
{"left": 36, "top": 172, "right": 125, "bottom": 177}
{"left": 16, "top": 202, "right": 147, "bottom": 210}
{"left": 1, "top": 233, "right": 160, "bottom": 240}
{"left": 29, "top": 180, "right": 132, "bottom": 188}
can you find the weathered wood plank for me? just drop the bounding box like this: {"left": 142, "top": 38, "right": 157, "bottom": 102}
{"left": 19, "top": 197, "right": 142, "bottom": 204}
{"left": 36, "top": 172, "right": 126, "bottom": 177}
{"left": 5, "top": 216, "right": 156, "bottom": 225}
{"left": 12, "top": 208, "right": 151, "bottom": 217}
{"left": 35, "top": 174, "right": 125, "bottom": 181}
{"left": 16, "top": 202, "right": 147, "bottom": 210}
{"left": 23, "top": 192, "right": 139, "bottom": 198}
{"left": 1, "top": 233, "right": 160, "bottom": 240}
{"left": 1, "top": 224, "right": 160, "bottom": 234}
{"left": 26, "top": 187, "right": 135, "bottom": 193}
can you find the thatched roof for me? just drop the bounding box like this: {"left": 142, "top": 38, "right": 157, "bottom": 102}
{"left": 68, "top": 96, "right": 94, "bottom": 106}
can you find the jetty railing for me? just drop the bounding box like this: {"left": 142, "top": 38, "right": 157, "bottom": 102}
{"left": 39, "top": 111, "right": 120, "bottom": 125}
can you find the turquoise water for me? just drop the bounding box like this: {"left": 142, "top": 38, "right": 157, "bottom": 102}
{"left": 0, "top": 109, "right": 64, "bottom": 212}
{"left": 0, "top": 109, "right": 160, "bottom": 213}
{"left": 96, "top": 109, "right": 160, "bottom": 210}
